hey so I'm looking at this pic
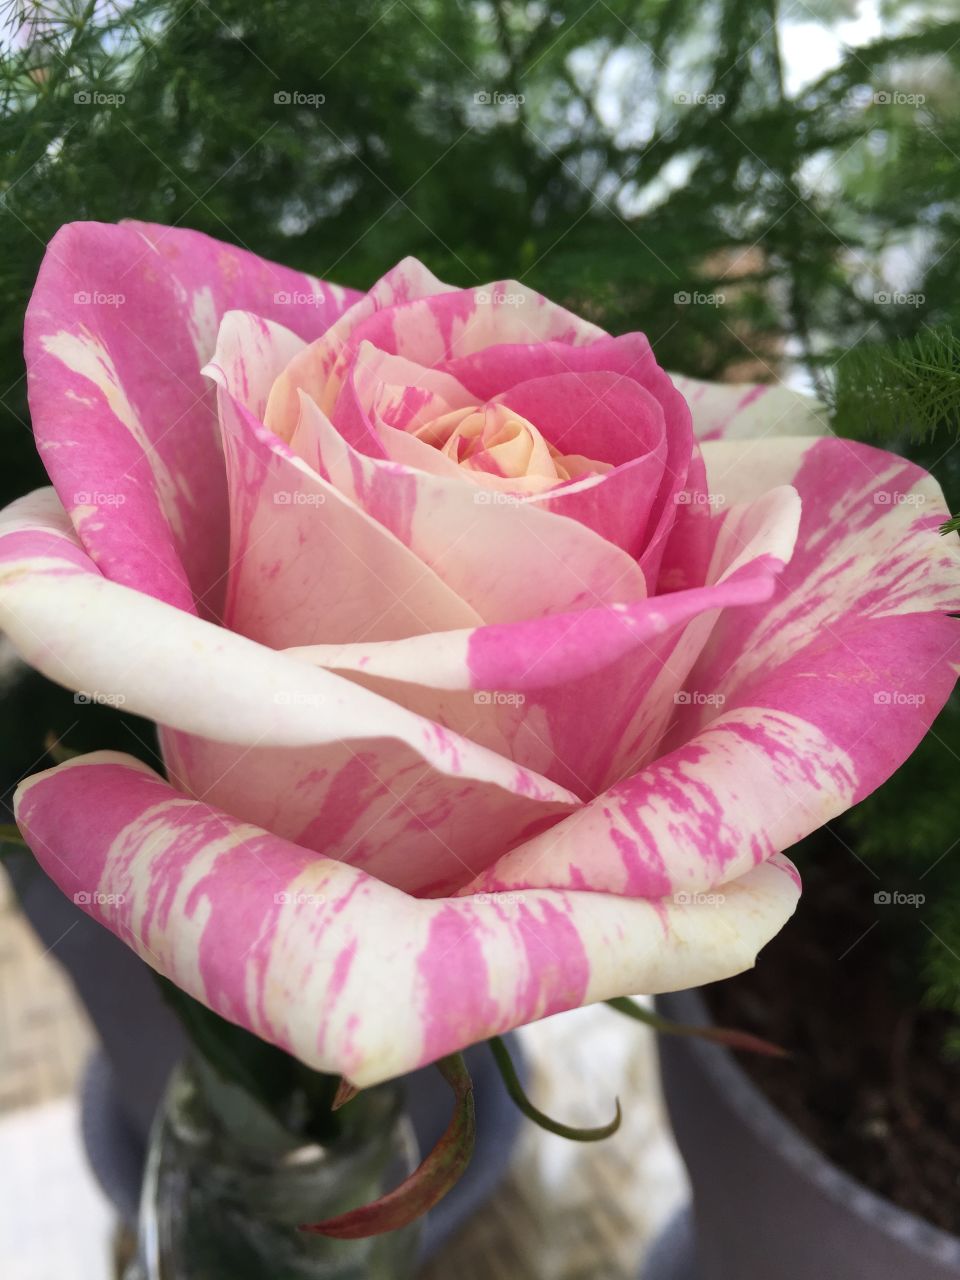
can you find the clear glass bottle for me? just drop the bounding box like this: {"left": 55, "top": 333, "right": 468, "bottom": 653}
{"left": 126, "top": 1058, "right": 421, "bottom": 1280}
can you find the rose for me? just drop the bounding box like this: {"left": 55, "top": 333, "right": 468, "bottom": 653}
{"left": 4, "top": 221, "right": 959, "bottom": 1089}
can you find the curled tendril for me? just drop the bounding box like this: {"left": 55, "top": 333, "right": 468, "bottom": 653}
{"left": 488, "top": 1034, "right": 622, "bottom": 1141}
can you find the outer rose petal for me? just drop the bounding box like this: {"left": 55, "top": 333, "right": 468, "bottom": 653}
{"left": 0, "top": 488, "right": 576, "bottom": 895}
{"left": 670, "top": 374, "right": 826, "bottom": 441}
{"left": 0, "top": 489, "right": 576, "bottom": 806}
{"left": 465, "top": 437, "right": 960, "bottom": 899}
{"left": 25, "top": 221, "right": 358, "bottom": 615}
{"left": 15, "top": 752, "right": 801, "bottom": 1087}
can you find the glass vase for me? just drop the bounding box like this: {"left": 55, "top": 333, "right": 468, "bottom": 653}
{"left": 125, "top": 1057, "right": 421, "bottom": 1280}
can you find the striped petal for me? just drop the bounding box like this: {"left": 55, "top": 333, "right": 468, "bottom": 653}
{"left": 464, "top": 436, "right": 960, "bottom": 898}
{"left": 281, "top": 483, "right": 798, "bottom": 800}
{"left": 15, "top": 752, "right": 801, "bottom": 1088}
{"left": 0, "top": 488, "right": 576, "bottom": 896}
{"left": 213, "top": 373, "right": 481, "bottom": 648}
{"left": 283, "top": 481, "right": 799, "bottom": 693}
{"left": 265, "top": 257, "right": 457, "bottom": 441}
{"left": 25, "top": 220, "right": 358, "bottom": 615}
{"left": 290, "top": 391, "right": 648, "bottom": 622}
{"left": 670, "top": 374, "right": 827, "bottom": 441}
{"left": 0, "top": 488, "right": 576, "bottom": 795}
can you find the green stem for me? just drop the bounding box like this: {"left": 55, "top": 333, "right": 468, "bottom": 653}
{"left": 607, "top": 996, "right": 788, "bottom": 1058}
{"left": 488, "top": 1035, "right": 621, "bottom": 1141}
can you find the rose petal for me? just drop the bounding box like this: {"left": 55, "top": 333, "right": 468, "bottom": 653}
{"left": 265, "top": 257, "right": 456, "bottom": 443}
{"left": 496, "top": 371, "right": 668, "bottom": 554}
{"left": 670, "top": 375, "right": 827, "bottom": 441}
{"left": 291, "top": 391, "right": 648, "bottom": 622}
{"left": 443, "top": 333, "right": 702, "bottom": 587}
{"left": 15, "top": 752, "right": 801, "bottom": 1087}
{"left": 0, "top": 490, "right": 575, "bottom": 799}
{"left": 464, "top": 436, "right": 960, "bottom": 898}
{"left": 204, "top": 310, "right": 307, "bottom": 420}
{"left": 25, "top": 220, "right": 357, "bottom": 615}
{"left": 213, "top": 375, "right": 480, "bottom": 647}
{"left": 284, "top": 484, "right": 800, "bottom": 693}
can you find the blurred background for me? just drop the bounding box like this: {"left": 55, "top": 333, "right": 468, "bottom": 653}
{"left": 2, "top": 1, "right": 960, "bottom": 1276}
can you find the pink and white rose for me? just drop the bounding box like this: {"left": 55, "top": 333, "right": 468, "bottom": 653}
{"left": 4, "top": 221, "right": 959, "bottom": 1086}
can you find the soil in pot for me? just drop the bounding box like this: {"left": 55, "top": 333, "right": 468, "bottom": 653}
{"left": 707, "top": 825, "right": 960, "bottom": 1235}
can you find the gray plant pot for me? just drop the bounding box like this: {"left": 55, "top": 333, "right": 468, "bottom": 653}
{"left": 644, "top": 988, "right": 960, "bottom": 1280}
